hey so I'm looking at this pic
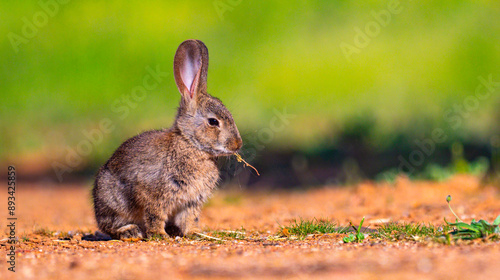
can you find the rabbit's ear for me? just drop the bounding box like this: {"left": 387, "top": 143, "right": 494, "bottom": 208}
{"left": 174, "top": 40, "right": 209, "bottom": 101}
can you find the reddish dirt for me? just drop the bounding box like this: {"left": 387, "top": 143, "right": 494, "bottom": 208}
{"left": 1, "top": 175, "right": 499, "bottom": 279}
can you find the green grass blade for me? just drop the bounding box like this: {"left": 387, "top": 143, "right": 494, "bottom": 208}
{"left": 493, "top": 215, "right": 500, "bottom": 226}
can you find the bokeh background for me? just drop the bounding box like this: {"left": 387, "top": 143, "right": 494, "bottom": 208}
{"left": 1, "top": 0, "right": 499, "bottom": 187}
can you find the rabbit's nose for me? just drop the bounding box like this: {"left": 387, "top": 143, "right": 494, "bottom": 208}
{"left": 229, "top": 137, "right": 243, "bottom": 152}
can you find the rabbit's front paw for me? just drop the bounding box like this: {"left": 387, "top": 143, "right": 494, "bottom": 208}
{"left": 117, "top": 224, "right": 143, "bottom": 240}
{"left": 145, "top": 229, "right": 168, "bottom": 240}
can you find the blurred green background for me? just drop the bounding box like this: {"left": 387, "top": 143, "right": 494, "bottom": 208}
{"left": 1, "top": 0, "right": 499, "bottom": 185}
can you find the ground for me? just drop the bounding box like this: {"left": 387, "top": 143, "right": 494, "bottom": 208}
{"left": 1, "top": 175, "right": 499, "bottom": 279}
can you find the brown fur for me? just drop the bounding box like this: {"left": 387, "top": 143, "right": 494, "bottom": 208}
{"left": 92, "top": 40, "right": 242, "bottom": 239}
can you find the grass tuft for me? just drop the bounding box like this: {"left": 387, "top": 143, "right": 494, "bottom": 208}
{"left": 280, "top": 218, "right": 348, "bottom": 238}
{"left": 211, "top": 230, "right": 246, "bottom": 240}
{"left": 371, "top": 223, "right": 451, "bottom": 241}
{"left": 34, "top": 228, "right": 55, "bottom": 237}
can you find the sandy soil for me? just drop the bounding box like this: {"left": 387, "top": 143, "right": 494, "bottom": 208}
{"left": 1, "top": 175, "right": 499, "bottom": 279}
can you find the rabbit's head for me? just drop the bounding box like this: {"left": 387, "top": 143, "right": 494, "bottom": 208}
{"left": 173, "top": 40, "right": 242, "bottom": 156}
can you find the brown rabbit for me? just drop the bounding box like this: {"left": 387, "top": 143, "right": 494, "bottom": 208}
{"left": 92, "top": 40, "right": 242, "bottom": 239}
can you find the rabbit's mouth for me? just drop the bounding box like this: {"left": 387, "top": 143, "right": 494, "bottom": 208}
{"left": 211, "top": 145, "right": 238, "bottom": 157}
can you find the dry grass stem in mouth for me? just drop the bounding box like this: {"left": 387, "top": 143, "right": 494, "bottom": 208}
{"left": 234, "top": 153, "right": 260, "bottom": 176}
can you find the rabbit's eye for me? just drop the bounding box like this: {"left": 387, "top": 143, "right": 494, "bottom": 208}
{"left": 208, "top": 118, "right": 219, "bottom": 127}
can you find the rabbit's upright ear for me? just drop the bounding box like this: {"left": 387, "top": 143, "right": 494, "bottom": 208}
{"left": 174, "top": 40, "right": 209, "bottom": 102}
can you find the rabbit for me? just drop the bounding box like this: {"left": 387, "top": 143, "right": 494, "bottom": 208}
{"left": 92, "top": 39, "right": 242, "bottom": 240}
